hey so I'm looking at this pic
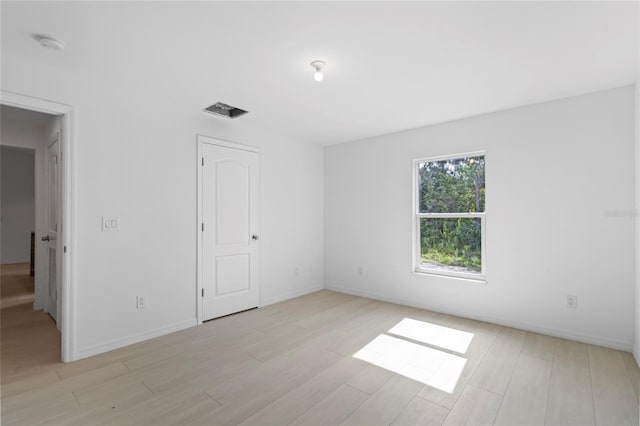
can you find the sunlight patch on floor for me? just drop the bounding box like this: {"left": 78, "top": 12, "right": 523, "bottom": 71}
{"left": 353, "top": 333, "right": 467, "bottom": 393}
{"left": 353, "top": 318, "right": 475, "bottom": 393}
{"left": 388, "top": 317, "right": 474, "bottom": 354}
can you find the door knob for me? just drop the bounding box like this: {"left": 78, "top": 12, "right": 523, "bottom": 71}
{"left": 41, "top": 236, "right": 50, "bottom": 242}
{"left": 252, "top": 234, "right": 260, "bottom": 241}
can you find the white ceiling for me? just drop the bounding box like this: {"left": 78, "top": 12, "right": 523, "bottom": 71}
{"left": 1, "top": 1, "right": 638, "bottom": 145}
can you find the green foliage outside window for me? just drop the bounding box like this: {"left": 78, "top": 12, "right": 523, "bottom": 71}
{"left": 418, "top": 156, "right": 485, "bottom": 273}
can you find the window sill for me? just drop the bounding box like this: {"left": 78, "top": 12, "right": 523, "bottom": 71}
{"left": 413, "top": 269, "right": 487, "bottom": 285}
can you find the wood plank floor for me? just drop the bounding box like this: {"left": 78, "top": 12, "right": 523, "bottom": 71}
{"left": 1, "top": 263, "right": 35, "bottom": 309}
{"left": 1, "top": 266, "right": 638, "bottom": 425}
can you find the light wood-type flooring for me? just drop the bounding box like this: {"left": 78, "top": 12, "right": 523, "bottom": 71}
{"left": 1, "top": 263, "right": 35, "bottom": 309}
{"left": 1, "top": 264, "right": 639, "bottom": 425}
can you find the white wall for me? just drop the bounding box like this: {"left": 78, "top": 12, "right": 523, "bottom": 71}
{"left": 326, "top": 86, "right": 636, "bottom": 350}
{"left": 2, "top": 52, "right": 324, "bottom": 360}
{"left": 0, "top": 110, "right": 44, "bottom": 150}
{"left": 0, "top": 146, "right": 35, "bottom": 263}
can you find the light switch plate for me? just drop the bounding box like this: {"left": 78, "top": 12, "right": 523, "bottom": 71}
{"left": 102, "top": 216, "right": 120, "bottom": 231}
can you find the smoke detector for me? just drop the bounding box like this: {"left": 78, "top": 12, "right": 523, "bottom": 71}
{"left": 203, "top": 102, "right": 248, "bottom": 119}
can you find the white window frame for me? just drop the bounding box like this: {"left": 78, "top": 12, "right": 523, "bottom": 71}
{"left": 413, "top": 151, "right": 486, "bottom": 282}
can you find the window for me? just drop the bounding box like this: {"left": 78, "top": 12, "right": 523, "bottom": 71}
{"left": 414, "top": 153, "right": 486, "bottom": 280}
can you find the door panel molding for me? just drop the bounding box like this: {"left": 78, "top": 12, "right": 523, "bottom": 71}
{"left": 215, "top": 254, "right": 251, "bottom": 296}
{"left": 215, "top": 160, "right": 250, "bottom": 245}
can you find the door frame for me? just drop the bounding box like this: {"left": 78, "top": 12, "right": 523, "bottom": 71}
{"left": 196, "top": 134, "right": 261, "bottom": 325}
{"left": 1, "top": 90, "right": 76, "bottom": 362}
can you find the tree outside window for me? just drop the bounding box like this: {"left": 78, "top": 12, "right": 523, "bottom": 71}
{"left": 415, "top": 154, "right": 486, "bottom": 279}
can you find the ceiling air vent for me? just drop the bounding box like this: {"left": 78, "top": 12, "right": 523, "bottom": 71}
{"left": 203, "top": 102, "right": 248, "bottom": 119}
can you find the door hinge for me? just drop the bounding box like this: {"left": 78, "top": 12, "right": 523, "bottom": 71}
{"left": 64, "top": 246, "right": 67, "bottom": 253}
{"left": 202, "top": 288, "right": 204, "bottom": 297}
{"left": 202, "top": 223, "right": 205, "bottom": 232}
{"left": 201, "top": 157, "right": 204, "bottom": 166}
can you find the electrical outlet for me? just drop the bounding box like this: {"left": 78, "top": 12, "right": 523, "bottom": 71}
{"left": 566, "top": 294, "right": 577, "bottom": 309}
{"left": 357, "top": 266, "right": 364, "bottom": 277}
{"left": 137, "top": 295, "right": 146, "bottom": 309}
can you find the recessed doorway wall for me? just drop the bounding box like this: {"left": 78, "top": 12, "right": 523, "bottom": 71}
{"left": 0, "top": 93, "right": 74, "bottom": 362}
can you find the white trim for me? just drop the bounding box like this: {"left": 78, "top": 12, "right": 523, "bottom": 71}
{"left": 412, "top": 161, "right": 420, "bottom": 274}
{"left": 197, "top": 140, "right": 204, "bottom": 325}
{"left": 262, "top": 285, "right": 324, "bottom": 307}
{"left": 257, "top": 152, "right": 263, "bottom": 309}
{"left": 74, "top": 318, "right": 197, "bottom": 361}
{"left": 196, "top": 134, "right": 260, "bottom": 153}
{"left": 414, "top": 150, "right": 486, "bottom": 165}
{"left": 1, "top": 91, "right": 71, "bottom": 116}
{"left": 413, "top": 270, "right": 487, "bottom": 284}
{"left": 325, "top": 285, "right": 634, "bottom": 352}
{"left": 416, "top": 213, "right": 484, "bottom": 219}
{"left": 196, "top": 134, "right": 261, "bottom": 325}
{"left": 1, "top": 90, "right": 76, "bottom": 362}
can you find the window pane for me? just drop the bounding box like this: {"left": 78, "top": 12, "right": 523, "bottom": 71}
{"left": 420, "top": 217, "right": 482, "bottom": 274}
{"left": 418, "top": 156, "right": 485, "bottom": 213}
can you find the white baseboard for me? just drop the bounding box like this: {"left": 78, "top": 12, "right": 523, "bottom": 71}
{"left": 262, "top": 285, "right": 324, "bottom": 307}
{"left": 72, "top": 318, "right": 197, "bottom": 361}
{"left": 326, "top": 284, "right": 634, "bottom": 352}
{"left": 634, "top": 343, "right": 640, "bottom": 367}
{"left": 73, "top": 286, "right": 323, "bottom": 362}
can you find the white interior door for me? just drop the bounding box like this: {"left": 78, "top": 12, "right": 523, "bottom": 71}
{"left": 201, "top": 141, "right": 260, "bottom": 321}
{"left": 44, "top": 135, "right": 61, "bottom": 325}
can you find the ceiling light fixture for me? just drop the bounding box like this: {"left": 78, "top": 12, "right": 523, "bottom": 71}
{"left": 35, "top": 35, "right": 65, "bottom": 51}
{"left": 310, "top": 60, "right": 326, "bottom": 82}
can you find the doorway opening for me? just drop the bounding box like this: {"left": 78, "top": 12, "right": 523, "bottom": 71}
{"left": 1, "top": 145, "right": 36, "bottom": 310}
{"left": 0, "top": 92, "right": 75, "bottom": 363}
{"left": 1, "top": 106, "right": 62, "bottom": 371}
